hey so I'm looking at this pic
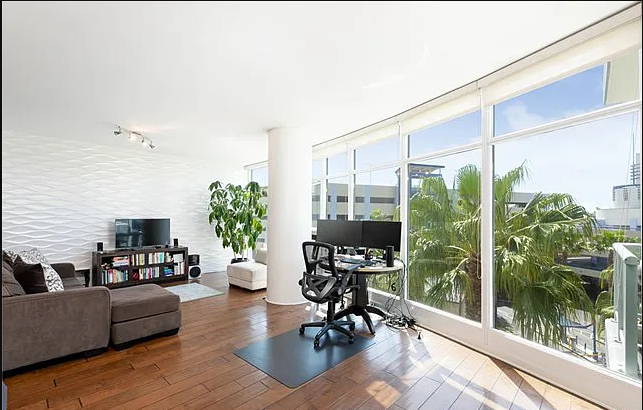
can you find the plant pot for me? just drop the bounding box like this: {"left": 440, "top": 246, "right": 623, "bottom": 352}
{"left": 230, "top": 258, "right": 248, "bottom": 264}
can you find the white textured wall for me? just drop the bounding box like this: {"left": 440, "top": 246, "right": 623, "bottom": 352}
{"left": 2, "top": 132, "right": 245, "bottom": 273}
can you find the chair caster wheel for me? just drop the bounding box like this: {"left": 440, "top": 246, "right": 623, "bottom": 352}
{"left": 349, "top": 324, "right": 355, "bottom": 331}
{"left": 299, "top": 326, "right": 305, "bottom": 335}
{"left": 314, "top": 339, "right": 320, "bottom": 348}
{"left": 348, "top": 338, "right": 354, "bottom": 344}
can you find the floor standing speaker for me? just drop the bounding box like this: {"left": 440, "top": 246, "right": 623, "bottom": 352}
{"left": 188, "top": 254, "right": 201, "bottom": 279}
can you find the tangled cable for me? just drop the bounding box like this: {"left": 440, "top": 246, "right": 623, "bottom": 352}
{"left": 380, "top": 259, "right": 422, "bottom": 339}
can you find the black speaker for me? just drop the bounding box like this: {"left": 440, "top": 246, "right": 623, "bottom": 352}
{"left": 97, "top": 242, "right": 103, "bottom": 252}
{"left": 173, "top": 238, "right": 179, "bottom": 247}
{"left": 386, "top": 245, "right": 394, "bottom": 267}
{"left": 189, "top": 266, "right": 201, "bottom": 279}
{"left": 188, "top": 254, "right": 201, "bottom": 279}
{"left": 188, "top": 254, "right": 200, "bottom": 266}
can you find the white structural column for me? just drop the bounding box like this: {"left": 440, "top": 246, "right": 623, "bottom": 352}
{"left": 266, "top": 128, "right": 312, "bottom": 305}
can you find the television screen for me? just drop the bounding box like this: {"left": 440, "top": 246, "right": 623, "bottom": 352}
{"left": 115, "top": 219, "right": 170, "bottom": 249}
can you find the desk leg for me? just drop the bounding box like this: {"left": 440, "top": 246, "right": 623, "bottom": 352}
{"left": 334, "top": 305, "right": 358, "bottom": 321}
{"left": 365, "top": 305, "right": 387, "bottom": 318}
{"left": 334, "top": 274, "right": 380, "bottom": 335}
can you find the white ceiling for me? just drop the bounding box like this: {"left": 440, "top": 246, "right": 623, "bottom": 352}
{"left": 1, "top": 1, "right": 635, "bottom": 163}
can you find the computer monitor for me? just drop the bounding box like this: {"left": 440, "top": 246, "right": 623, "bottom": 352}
{"left": 315, "top": 219, "right": 362, "bottom": 248}
{"left": 361, "top": 220, "right": 402, "bottom": 252}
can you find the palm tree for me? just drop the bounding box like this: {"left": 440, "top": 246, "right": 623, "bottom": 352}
{"left": 408, "top": 163, "right": 595, "bottom": 346}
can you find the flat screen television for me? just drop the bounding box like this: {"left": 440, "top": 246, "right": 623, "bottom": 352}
{"left": 115, "top": 218, "right": 170, "bottom": 249}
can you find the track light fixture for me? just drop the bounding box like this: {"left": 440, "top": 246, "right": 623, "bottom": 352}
{"left": 112, "top": 126, "right": 155, "bottom": 150}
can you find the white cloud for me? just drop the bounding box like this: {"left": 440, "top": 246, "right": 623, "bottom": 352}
{"left": 501, "top": 103, "right": 546, "bottom": 132}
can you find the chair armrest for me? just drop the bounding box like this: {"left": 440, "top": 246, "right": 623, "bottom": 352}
{"left": 2, "top": 287, "right": 111, "bottom": 371}
{"left": 50, "top": 262, "right": 76, "bottom": 279}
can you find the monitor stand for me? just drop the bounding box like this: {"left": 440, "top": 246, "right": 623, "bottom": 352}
{"left": 364, "top": 248, "right": 373, "bottom": 260}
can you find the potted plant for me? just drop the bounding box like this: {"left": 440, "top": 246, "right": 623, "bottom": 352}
{"left": 208, "top": 181, "right": 267, "bottom": 264}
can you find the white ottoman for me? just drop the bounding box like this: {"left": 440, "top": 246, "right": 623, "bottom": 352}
{"left": 226, "top": 248, "right": 267, "bottom": 290}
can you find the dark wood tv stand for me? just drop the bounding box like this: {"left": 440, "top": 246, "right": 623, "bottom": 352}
{"left": 91, "top": 246, "right": 188, "bottom": 289}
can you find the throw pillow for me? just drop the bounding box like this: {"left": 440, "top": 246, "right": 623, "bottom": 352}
{"left": 2, "top": 260, "right": 26, "bottom": 297}
{"left": 16, "top": 248, "right": 64, "bottom": 292}
{"left": 12, "top": 256, "right": 49, "bottom": 294}
{"left": 18, "top": 248, "right": 65, "bottom": 292}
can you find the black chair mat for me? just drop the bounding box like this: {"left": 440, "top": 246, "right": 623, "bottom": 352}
{"left": 234, "top": 328, "right": 375, "bottom": 388}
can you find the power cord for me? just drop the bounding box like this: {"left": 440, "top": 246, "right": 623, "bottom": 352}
{"left": 381, "top": 258, "right": 422, "bottom": 340}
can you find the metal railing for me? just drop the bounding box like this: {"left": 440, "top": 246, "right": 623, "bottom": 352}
{"left": 612, "top": 243, "right": 641, "bottom": 378}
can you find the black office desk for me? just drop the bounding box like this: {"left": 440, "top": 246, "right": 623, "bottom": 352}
{"left": 329, "top": 260, "right": 403, "bottom": 334}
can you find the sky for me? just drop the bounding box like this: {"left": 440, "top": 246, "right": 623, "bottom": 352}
{"left": 254, "top": 57, "right": 641, "bottom": 212}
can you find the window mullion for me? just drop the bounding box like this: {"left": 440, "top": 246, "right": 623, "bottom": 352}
{"left": 481, "top": 96, "right": 494, "bottom": 346}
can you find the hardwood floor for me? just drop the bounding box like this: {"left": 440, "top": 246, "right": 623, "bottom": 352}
{"left": 4, "top": 272, "right": 604, "bottom": 410}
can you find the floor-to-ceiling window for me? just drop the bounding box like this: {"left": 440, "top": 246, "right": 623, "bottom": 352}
{"left": 492, "top": 50, "right": 642, "bottom": 381}
{"left": 406, "top": 111, "right": 482, "bottom": 321}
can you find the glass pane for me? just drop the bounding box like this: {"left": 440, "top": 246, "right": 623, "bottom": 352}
{"left": 354, "top": 167, "right": 400, "bottom": 221}
{"left": 493, "top": 112, "right": 641, "bottom": 382}
{"left": 327, "top": 153, "right": 348, "bottom": 175}
{"left": 312, "top": 159, "right": 323, "bottom": 179}
{"left": 250, "top": 167, "right": 268, "bottom": 188}
{"left": 326, "top": 176, "right": 349, "bottom": 220}
{"left": 354, "top": 136, "right": 399, "bottom": 170}
{"left": 408, "top": 110, "right": 481, "bottom": 158}
{"left": 408, "top": 149, "right": 482, "bottom": 322}
{"left": 494, "top": 51, "right": 640, "bottom": 137}
{"left": 250, "top": 167, "right": 268, "bottom": 245}
{"left": 312, "top": 183, "right": 321, "bottom": 229}
{"left": 354, "top": 166, "right": 402, "bottom": 293}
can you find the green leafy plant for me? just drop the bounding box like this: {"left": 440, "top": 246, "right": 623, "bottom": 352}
{"left": 208, "top": 181, "right": 267, "bottom": 260}
{"left": 408, "top": 163, "right": 596, "bottom": 345}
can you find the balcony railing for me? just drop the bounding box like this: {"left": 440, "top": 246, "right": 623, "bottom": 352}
{"left": 608, "top": 243, "right": 641, "bottom": 378}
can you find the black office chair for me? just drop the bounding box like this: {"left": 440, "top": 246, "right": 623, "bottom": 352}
{"left": 299, "top": 241, "right": 360, "bottom": 347}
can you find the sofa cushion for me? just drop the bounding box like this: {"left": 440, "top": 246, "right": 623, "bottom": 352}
{"left": 254, "top": 248, "right": 267, "bottom": 265}
{"left": 62, "top": 277, "right": 85, "bottom": 289}
{"left": 110, "top": 284, "right": 180, "bottom": 323}
{"left": 14, "top": 249, "right": 64, "bottom": 292}
{"left": 227, "top": 262, "right": 267, "bottom": 282}
{"left": 12, "top": 257, "right": 49, "bottom": 294}
{"left": 2, "top": 260, "right": 25, "bottom": 297}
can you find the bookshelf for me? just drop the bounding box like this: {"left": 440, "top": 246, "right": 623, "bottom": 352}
{"left": 91, "top": 246, "right": 188, "bottom": 289}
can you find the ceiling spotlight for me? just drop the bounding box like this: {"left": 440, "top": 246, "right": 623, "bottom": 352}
{"left": 113, "top": 126, "right": 122, "bottom": 136}
{"left": 128, "top": 131, "right": 138, "bottom": 141}
{"left": 141, "top": 138, "right": 149, "bottom": 147}
{"left": 149, "top": 143, "right": 156, "bottom": 150}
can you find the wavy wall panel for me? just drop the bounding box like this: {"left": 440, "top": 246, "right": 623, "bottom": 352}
{"left": 2, "top": 133, "right": 245, "bottom": 276}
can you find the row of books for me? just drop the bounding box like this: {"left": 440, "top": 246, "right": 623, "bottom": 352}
{"left": 148, "top": 252, "right": 169, "bottom": 264}
{"left": 135, "top": 266, "right": 162, "bottom": 280}
{"left": 101, "top": 269, "right": 128, "bottom": 284}
{"left": 111, "top": 256, "right": 130, "bottom": 267}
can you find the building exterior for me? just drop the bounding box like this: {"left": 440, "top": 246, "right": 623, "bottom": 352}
{"left": 596, "top": 152, "right": 642, "bottom": 234}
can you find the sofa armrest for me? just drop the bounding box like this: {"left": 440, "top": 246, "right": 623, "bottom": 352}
{"left": 50, "top": 262, "right": 76, "bottom": 279}
{"left": 2, "top": 287, "right": 111, "bottom": 372}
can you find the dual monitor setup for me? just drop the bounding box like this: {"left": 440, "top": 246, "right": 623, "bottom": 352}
{"left": 316, "top": 219, "right": 401, "bottom": 267}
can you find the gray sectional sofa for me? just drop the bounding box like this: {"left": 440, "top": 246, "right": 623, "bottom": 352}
{"left": 2, "top": 261, "right": 111, "bottom": 372}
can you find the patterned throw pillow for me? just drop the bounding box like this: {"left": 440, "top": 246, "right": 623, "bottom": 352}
{"left": 16, "top": 248, "right": 64, "bottom": 292}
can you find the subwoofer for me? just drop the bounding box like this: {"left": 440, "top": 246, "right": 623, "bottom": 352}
{"left": 188, "top": 254, "right": 201, "bottom": 279}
